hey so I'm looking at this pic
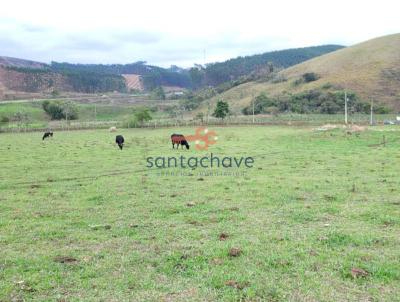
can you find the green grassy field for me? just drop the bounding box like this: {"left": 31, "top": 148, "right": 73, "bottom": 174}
{"left": 1, "top": 126, "right": 400, "bottom": 301}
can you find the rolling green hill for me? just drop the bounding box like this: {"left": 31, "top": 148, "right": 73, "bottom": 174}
{"left": 207, "top": 34, "right": 400, "bottom": 113}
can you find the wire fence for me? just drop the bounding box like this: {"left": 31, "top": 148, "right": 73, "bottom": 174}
{"left": 0, "top": 114, "right": 399, "bottom": 133}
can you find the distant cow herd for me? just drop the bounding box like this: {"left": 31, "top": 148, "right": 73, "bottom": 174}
{"left": 41, "top": 131, "right": 190, "bottom": 150}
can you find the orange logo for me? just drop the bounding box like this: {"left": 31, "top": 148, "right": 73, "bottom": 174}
{"left": 185, "top": 127, "right": 218, "bottom": 150}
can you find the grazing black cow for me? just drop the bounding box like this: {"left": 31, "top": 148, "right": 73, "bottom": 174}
{"left": 115, "top": 135, "right": 125, "bottom": 150}
{"left": 42, "top": 132, "right": 53, "bottom": 140}
{"left": 171, "top": 134, "right": 189, "bottom": 149}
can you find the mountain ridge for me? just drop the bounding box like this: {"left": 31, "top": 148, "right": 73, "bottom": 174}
{"left": 0, "top": 44, "right": 344, "bottom": 100}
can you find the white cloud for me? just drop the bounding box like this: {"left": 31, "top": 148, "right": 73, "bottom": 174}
{"left": 0, "top": 0, "right": 399, "bottom": 67}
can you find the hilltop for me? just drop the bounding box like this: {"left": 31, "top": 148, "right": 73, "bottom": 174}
{"left": 0, "top": 56, "right": 47, "bottom": 69}
{"left": 208, "top": 34, "right": 400, "bottom": 112}
{"left": 191, "top": 45, "right": 343, "bottom": 88}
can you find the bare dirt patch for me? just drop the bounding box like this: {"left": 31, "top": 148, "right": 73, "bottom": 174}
{"left": 228, "top": 247, "right": 242, "bottom": 257}
{"left": 53, "top": 256, "right": 78, "bottom": 264}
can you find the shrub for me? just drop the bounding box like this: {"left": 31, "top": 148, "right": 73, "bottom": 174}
{"left": 148, "top": 106, "right": 159, "bottom": 113}
{"left": 321, "top": 83, "right": 333, "bottom": 89}
{"left": 62, "top": 102, "right": 79, "bottom": 120}
{"left": 134, "top": 107, "right": 152, "bottom": 124}
{"left": 270, "top": 74, "right": 287, "bottom": 84}
{"left": 0, "top": 116, "right": 10, "bottom": 123}
{"left": 302, "top": 72, "right": 319, "bottom": 82}
{"left": 124, "top": 107, "right": 153, "bottom": 127}
{"left": 151, "top": 87, "right": 165, "bottom": 100}
{"left": 319, "top": 100, "right": 341, "bottom": 114}
{"left": 242, "top": 93, "right": 276, "bottom": 115}
{"left": 374, "top": 105, "right": 391, "bottom": 114}
{"left": 164, "top": 105, "right": 179, "bottom": 118}
{"left": 264, "top": 106, "right": 279, "bottom": 115}
{"left": 194, "top": 112, "right": 205, "bottom": 122}
{"left": 129, "top": 88, "right": 142, "bottom": 94}
{"left": 180, "top": 97, "right": 202, "bottom": 111}
{"left": 292, "top": 78, "right": 304, "bottom": 86}
{"left": 42, "top": 100, "right": 78, "bottom": 120}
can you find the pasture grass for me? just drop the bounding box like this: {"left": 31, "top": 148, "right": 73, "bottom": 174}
{"left": 0, "top": 126, "right": 399, "bottom": 301}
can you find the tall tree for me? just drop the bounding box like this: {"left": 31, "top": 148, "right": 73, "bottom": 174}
{"left": 213, "top": 100, "right": 229, "bottom": 120}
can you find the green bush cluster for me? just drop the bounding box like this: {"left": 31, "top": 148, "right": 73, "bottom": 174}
{"left": 242, "top": 90, "right": 391, "bottom": 115}
{"left": 123, "top": 107, "right": 152, "bottom": 127}
{"left": 42, "top": 100, "right": 78, "bottom": 120}
{"left": 302, "top": 72, "right": 319, "bottom": 82}
{"left": 0, "top": 116, "right": 10, "bottom": 123}
{"left": 150, "top": 87, "right": 166, "bottom": 100}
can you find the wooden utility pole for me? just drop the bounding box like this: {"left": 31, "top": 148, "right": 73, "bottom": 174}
{"left": 65, "top": 108, "right": 69, "bottom": 131}
{"left": 94, "top": 104, "right": 97, "bottom": 121}
{"left": 344, "top": 91, "right": 348, "bottom": 125}
{"left": 207, "top": 102, "right": 210, "bottom": 124}
{"left": 370, "top": 99, "right": 374, "bottom": 126}
{"left": 252, "top": 94, "right": 255, "bottom": 124}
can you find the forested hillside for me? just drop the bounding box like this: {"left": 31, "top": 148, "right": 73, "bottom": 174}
{"left": 2, "top": 66, "right": 126, "bottom": 94}
{"left": 190, "top": 45, "right": 344, "bottom": 88}
{"left": 0, "top": 44, "right": 343, "bottom": 98}
{"left": 50, "top": 45, "right": 343, "bottom": 90}
{"left": 51, "top": 62, "right": 191, "bottom": 90}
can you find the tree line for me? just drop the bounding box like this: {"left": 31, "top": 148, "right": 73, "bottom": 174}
{"left": 49, "top": 45, "right": 343, "bottom": 91}
{"left": 189, "top": 45, "right": 343, "bottom": 88}
{"left": 242, "top": 90, "right": 390, "bottom": 115}
{"left": 51, "top": 62, "right": 191, "bottom": 91}
{"left": 5, "top": 44, "right": 343, "bottom": 94}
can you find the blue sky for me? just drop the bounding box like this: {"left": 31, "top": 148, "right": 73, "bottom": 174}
{"left": 0, "top": 0, "right": 399, "bottom": 67}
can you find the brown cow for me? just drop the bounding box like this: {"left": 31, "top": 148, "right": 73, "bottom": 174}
{"left": 171, "top": 134, "right": 189, "bottom": 149}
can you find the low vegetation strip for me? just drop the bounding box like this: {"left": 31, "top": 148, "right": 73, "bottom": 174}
{"left": 1, "top": 113, "right": 399, "bottom": 133}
